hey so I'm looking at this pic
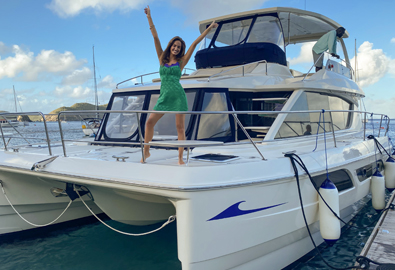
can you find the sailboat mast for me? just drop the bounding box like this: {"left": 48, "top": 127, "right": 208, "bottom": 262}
{"left": 13, "top": 85, "right": 17, "bottom": 113}
{"left": 93, "top": 46, "right": 98, "bottom": 111}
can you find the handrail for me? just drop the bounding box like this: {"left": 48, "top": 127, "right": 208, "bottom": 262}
{"left": 116, "top": 67, "right": 197, "bottom": 89}
{"left": 302, "top": 52, "right": 354, "bottom": 81}
{"left": 56, "top": 109, "right": 390, "bottom": 160}
{"left": 0, "top": 112, "right": 52, "bottom": 155}
{"left": 116, "top": 72, "right": 159, "bottom": 89}
{"left": 0, "top": 110, "right": 388, "bottom": 160}
{"left": 207, "top": 60, "right": 268, "bottom": 82}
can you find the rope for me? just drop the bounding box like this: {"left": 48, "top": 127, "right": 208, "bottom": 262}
{"left": 0, "top": 181, "right": 73, "bottom": 227}
{"left": 368, "top": 135, "right": 392, "bottom": 158}
{"left": 285, "top": 153, "right": 356, "bottom": 270}
{"left": 285, "top": 153, "right": 395, "bottom": 269}
{"left": 74, "top": 184, "right": 176, "bottom": 236}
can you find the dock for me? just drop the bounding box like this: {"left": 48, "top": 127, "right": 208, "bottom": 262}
{"left": 356, "top": 191, "right": 395, "bottom": 269}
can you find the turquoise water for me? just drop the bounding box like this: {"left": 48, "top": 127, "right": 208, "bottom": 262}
{"left": 0, "top": 120, "right": 393, "bottom": 269}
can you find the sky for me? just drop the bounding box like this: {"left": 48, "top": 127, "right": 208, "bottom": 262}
{"left": 1, "top": 0, "right": 394, "bottom": 116}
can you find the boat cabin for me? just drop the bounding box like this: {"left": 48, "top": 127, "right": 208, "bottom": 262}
{"left": 95, "top": 8, "right": 360, "bottom": 145}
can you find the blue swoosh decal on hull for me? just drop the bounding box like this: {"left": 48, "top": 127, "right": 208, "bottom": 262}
{"left": 208, "top": 201, "right": 287, "bottom": 221}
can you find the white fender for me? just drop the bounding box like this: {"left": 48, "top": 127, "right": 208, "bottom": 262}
{"left": 371, "top": 171, "right": 385, "bottom": 211}
{"left": 384, "top": 157, "right": 395, "bottom": 192}
{"left": 318, "top": 178, "right": 340, "bottom": 246}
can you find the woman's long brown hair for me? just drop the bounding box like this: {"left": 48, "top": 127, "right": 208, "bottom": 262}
{"left": 160, "top": 36, "right": 186, "bottom": 65}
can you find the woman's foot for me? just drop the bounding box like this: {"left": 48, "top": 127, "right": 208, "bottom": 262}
{"left": 140, "top": 151, "right": 151, "bottom": 163}
{"left": 178, "top": 159, "right": 185, "bottom": 165}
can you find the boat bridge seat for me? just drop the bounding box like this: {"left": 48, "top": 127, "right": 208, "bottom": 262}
{"left": 195, "top": 42, "right": 287, "bottom": 69}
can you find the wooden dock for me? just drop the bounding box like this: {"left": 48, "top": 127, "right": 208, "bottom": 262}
{"left": 356, "top": 191, "right": 395, "bottom": 269}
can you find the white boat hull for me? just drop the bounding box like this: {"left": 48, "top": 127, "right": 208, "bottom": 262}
{"left": 82, "top": 128, "right": 98, "bottom": 136}
{"left": 0, "top": 169, "right": 102, "bottom": 235}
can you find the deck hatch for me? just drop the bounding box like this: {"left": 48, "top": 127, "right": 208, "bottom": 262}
{"left": 191, "top": 153, "right": 239, "bottom": 162}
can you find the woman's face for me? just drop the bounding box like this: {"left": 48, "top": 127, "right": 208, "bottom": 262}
{"left": 170, "top": 40, "right": 182, "bottom": 56}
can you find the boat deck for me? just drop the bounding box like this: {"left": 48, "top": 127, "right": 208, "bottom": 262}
{"left": 357, "top": 191, "right": 395, "bottom": 269}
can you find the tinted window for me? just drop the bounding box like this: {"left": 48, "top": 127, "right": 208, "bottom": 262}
{"left": 197, "top": 92, "right": 231, "bottom": 139}
{"left": 247, "top": 16, "right": 284, "bottom": 49}
{"left": 148, "top": 91, "right": 196, "bottom": 137}
{"left": 275, "top": 92, "right": 353, "bottom": 139}
{"left": 105, "top": 94, "right": 145, "bottom": 139}
{"left": 215, "top": 19, "right": 253, "bottom": 47}
{"left": 312, "top": 170, "right": 353, "bottom": 192}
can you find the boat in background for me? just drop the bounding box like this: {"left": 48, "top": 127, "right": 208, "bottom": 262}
{"left": 82, "top": 118, "right": 101, "bottom": 136}
{"left": 0, "top": 7, "right": 392, "bottom": 269}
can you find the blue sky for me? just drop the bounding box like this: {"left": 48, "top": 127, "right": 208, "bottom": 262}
{"left": 1, "top": 0, "right": 394, "bottom": 116}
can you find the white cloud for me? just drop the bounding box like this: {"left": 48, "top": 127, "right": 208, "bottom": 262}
{"left": 364, "top": 97, "right": 395, "bottom": 118}
{"left": 0, "top": 44, "right": 86, "bottom": 81}
{"left": 350, "top": 41, "right": 393, "bottom": 87}
{"left": 54, "top": 85, "right": 93, "bottom": 99}
{"left": 47, "top": 0, "right": 146, "bottom": 18}
{"left": 288, "top": 42, "right": 315, "bottom": 66}
{"left": 62, "top": 67, "right": 92, "bottom": 85}
{"left": 97, "top": 75, "right": 116, "bottom": 89}
{"left": 47, "top": 0, "right": 267, "bottom": 22}
{"left": 171, "top": 0, "right": 267, "bottom": 24}
{"left": 391, "top": 38, "right": 395, "bottom": 44}
{"left": 0, "top": 42, "right": 13, "bottom": 54}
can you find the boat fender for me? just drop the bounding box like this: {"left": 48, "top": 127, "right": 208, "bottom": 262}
{"left": 384, "top": 157, "right": 395, "bottom": 192}
{"left": 318, "top": 178, "right": 340, "bottom": 246}
{"left": 371, "top": 171, "right": 385, "bottom": 211}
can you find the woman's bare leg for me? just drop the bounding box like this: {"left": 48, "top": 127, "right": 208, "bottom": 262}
{"left": 176, "top": 114, "right": 186, "bottom": 165}
{"left": 141, "top": 113, "right": 164, "bottom": 163}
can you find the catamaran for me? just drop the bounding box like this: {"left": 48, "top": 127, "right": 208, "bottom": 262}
{"left": 0, "top": 7, "right": 393, "bottom": 269}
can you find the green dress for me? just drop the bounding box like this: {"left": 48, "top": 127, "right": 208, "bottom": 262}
{"left": 153, "top": 62, "right": 188, "bottom": 111}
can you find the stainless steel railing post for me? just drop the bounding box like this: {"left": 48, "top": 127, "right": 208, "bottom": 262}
{"left": 40, "top": 112, "right": 52, "bottom": 156}
{"left": 378, "top": 115, "right": 383, "bottom": 137}
{"left": 329, "top": 112, "right": 337, "bottom": 147}
{"left": 0, "top": 124, "right": 7, "bottom": 151}
{"left": 232, "top": 114, "right": 266, "bottom": 160}
{"left": 363, "top": 112, "right": 367, "bottom": 141}
{"left": 136, "top": 112, "right": 145, "bottom": 163}
{"left": 58, "top": 113, "right": 67, "bottom": 157}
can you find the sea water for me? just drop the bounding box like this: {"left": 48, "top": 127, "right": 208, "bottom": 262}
{"left": 0, "top": 120, "right": 393, "bottom": 270}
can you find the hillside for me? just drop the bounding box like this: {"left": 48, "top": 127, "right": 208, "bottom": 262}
{"left": 29, "top": 103, "right": 108, "bottom": 122}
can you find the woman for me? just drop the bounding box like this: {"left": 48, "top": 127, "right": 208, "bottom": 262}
{"left": 142, "top": 5, "right": 217, "bottom": 165}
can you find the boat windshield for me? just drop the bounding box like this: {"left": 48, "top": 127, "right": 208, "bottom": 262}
{"left": 247, "top": 16, "right": 284, "bottom": 49}
{"left": 275, "top": 91, "right": 354, "bottom": 139}
{"left": 104, "top": 94, "right": 145, "bottom": 140}
{"left": 198, "top": 15, "right": 284, "bottom": 50}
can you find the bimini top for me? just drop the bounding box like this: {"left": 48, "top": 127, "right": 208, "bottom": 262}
{"left": 194, "top": 7, "right": 349, "bottom": 69}
{"left": 199, "top": 7, "right": 349, "bottom": 44}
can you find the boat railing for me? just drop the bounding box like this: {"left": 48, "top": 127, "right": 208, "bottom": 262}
{"left": 53, "top": 109, "right": 390, "bottom": 160}
{"left": 116, "top": 68, "right": 196, "bottom": 89}
{"left": 207, "top": 60, "right": 268, "bottom": 82}
{"left": 0, "top": 112, "right": 52, "bottom": 154}
{"left": 0, "top": 110, "right": 389, "bottom": 160}
{"left": 302, "top": 52, "right": 355, "bottom": 81}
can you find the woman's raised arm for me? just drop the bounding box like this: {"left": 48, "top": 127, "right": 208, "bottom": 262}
{"left": 144, "top": 6, "right": 163, "bottom": 63}
{"left": 180, "top": 21, "right": 218, "bottom": 70}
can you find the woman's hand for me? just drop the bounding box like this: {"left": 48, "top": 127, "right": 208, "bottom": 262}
{"left": 209, "top": 21, "right": 218, "bottom": 29}
{"left": 144, "top": 5, "right": 151, "bottom": 17}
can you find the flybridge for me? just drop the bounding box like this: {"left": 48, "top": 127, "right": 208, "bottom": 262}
{"left": 195, "top": 7, "right": 350, "bottom": 69}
